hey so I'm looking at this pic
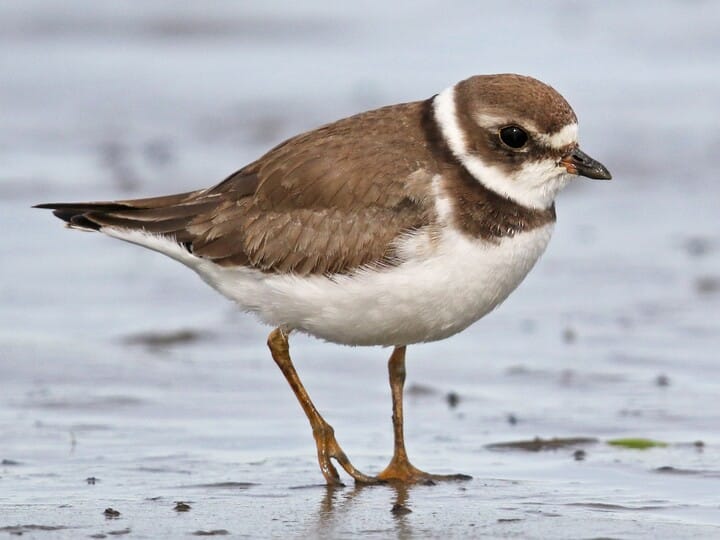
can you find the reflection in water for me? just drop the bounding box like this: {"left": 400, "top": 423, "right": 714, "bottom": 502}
{"left": 307, "top": 482, "right": 416, "bottom": 538}
{"left": 389, "top": 484, "right": 414, "bottom": 540}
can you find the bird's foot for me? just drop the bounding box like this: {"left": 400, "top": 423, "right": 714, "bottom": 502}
{"left": 313, "top": 423, "right": 380, "bottom": 486}
{"left": 374, "top": 455, "right": 472, "bottom": 485}
{"left": 313, "top": 426, "right": 470, "bottom": 486}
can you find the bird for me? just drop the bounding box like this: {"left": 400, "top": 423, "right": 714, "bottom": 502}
{"left": 36, "top": 73, "right": 611, "bottom": 486}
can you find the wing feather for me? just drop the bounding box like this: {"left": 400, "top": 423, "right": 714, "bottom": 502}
{"left": 37, "top": 100, "right": 440, "bottom": 275}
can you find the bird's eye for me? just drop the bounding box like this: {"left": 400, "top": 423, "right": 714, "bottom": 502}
{"left": 499, "top": 126, "right": 529, "bottom": 149}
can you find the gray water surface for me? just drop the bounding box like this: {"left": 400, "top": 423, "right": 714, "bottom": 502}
{"left": 2, "top": 1, "right": 720, "bottom": 538}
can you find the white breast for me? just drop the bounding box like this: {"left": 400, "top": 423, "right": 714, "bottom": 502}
{"left": 105, "top": 213, "right": 553, "bottom": 348}
{"left": 190, "top": 224, "right": 553, "bottom": 346}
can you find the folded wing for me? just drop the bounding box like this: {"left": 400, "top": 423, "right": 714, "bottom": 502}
{"left": 37, "top": 101, "right": 439, "bottom": 275}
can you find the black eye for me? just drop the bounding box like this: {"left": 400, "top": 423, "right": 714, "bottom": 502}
{"left": 499, "top": 126, "right": 528, "bottom": 149}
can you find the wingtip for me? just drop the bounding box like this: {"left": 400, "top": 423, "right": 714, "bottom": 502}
{"left": 34, "top": 203, "right": 103, "bottom": 231}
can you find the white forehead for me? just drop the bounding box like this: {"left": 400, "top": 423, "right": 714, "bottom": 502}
{"left": 474, "top": 112, "right": 578, "bottom": 150}
{"left": 536, "top": 123, "right": 578, "bottom": 149}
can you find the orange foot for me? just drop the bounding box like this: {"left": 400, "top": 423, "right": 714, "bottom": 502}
{"left": 312, "top": 422, "right": 380, "bottom": 486}
{"left": 375, "top": 456, "right": 472, "bottom": 485}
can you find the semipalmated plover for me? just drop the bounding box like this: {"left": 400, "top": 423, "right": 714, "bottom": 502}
{"left": 37, "top": 74, "right": 611, "bottom": 485}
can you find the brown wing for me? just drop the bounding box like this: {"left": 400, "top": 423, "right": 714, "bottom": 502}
{"left": 37, "top": 100, "right": 441, "bottom": 275}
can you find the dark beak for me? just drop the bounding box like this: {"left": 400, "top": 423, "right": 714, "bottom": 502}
{"left": 561, "top": 147, "right": 612, "bottom": 180}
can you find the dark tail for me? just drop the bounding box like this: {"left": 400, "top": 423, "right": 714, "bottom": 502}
{"left": 33, "top": 191, "right": 210, "bottom": 236}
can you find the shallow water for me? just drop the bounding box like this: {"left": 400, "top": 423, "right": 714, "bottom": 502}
{"left": 1, "top": 1, "right": 720, "bottom": 538}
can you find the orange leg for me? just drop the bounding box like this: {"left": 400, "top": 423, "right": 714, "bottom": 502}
{"left": 377, "top": 346, "right": 472, "bottom": 484}
{"left": 267, "top": 328, "right": 377, "bottom": 486}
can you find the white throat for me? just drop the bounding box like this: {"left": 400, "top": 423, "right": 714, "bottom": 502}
{"left": 433, "top": 85, "right": 573, "bottom": 210}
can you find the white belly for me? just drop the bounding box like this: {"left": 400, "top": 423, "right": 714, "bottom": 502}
{"left": 106, "top": 223, "right": 553, "bottom": 347}
{"left": 186, "top": 224, "right": 554, "bottom": 346}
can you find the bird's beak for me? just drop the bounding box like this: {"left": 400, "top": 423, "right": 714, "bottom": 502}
{"left": 561, "top": 147, "right": 612, "bottom": 180}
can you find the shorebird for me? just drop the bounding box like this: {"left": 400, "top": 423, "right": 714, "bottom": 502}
{"left": 37, "top": 74, "right": 611, "bottom": 485}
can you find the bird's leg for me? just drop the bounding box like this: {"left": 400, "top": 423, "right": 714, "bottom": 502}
{"left": 377, "top": 346, "right": 472, "bottom": 484}
{"left": 267, "top": 328, "right": 378, "bottom": 486}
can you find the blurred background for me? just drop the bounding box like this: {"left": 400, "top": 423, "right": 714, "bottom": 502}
{"left": 1, "top": 1, "right": 719, "bottom": 538}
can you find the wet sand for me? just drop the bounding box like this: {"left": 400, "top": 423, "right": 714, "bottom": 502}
{"left": 2, "top": 1, "right": 720, "bottom": 538}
